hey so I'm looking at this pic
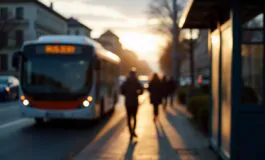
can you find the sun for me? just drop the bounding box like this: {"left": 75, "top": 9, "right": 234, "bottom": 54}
{"left": 118, "top": 31, "right": 164, "bottom": 60}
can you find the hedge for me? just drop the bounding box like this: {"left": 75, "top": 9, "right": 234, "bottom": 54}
{"left": 187, "top": 95, "right": 210, "bottom": 134}
{"left": 177, "top": 86, "right": 205, "bottom": 105}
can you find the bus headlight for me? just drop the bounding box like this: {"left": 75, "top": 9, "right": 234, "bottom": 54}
{"left": 20, "top": 95, "right": 30, "bottom": 106}
{"left": 82, "top": 100, "right": 90, "bottom": 107}
{"left": 5, "top": 87, "right": 10, "bottom": 92}
{"left": 22, "top": 99, "right": 30, "bottom": 106}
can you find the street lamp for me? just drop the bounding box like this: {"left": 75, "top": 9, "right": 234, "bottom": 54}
{"left": 189, "top": 29, "right": 195, "bottom": 86}
{"left": 187, "top": 29, "right": 199, "bottom": 87}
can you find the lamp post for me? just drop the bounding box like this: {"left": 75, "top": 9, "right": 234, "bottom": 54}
{"left": 189, "top": 29, "right": 195, "bottom": 87}
{"left": 172, "top": 0, "right": 178, "bottom": 85}
{"left": 187, "top": 29, "right": 200, "bottom": 87}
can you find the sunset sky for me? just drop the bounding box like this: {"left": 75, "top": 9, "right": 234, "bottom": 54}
{"left": 40, "top": 0, "right": 178, "bottom": 72}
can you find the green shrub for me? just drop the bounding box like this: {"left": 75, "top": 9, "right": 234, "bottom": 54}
{"left": 198, "top": 104, "right": 209, "bottom": 133}
{"left": 187, "top": 95, "right": 209, "bottom": 134}
{"left": 177, "top": 85, "right": 209, "bottom": 105}
{"left": 177, "top": 86, "right": 200, "bottom": 104}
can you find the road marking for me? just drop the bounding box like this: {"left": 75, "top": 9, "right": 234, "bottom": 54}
{"left": 0, "top": 118, "right": 31, "bottom": 129}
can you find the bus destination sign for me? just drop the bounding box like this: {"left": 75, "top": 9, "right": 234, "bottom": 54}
{"left": 44, "top": 45, "right": 76, "bottom": 54}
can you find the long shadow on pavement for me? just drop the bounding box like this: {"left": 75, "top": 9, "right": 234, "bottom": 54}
{"left": 165, "top": 106, "right": 217, "bottom": 160}
{"left": 123, "top": 140, "right": 137, "bottom": 160}
{"left": 156, "top": 120, "right": 180, "bottom": 160}
{"left": 166, "top": 106, "right": 202, "bottom": 146}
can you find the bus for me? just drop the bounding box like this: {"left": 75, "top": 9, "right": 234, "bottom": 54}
{"left": 12, "top": 35, "right": 121, "bottom": 124}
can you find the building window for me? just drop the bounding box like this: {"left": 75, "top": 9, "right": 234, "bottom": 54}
{"left": 0, "top": 54, "right": 8, "bottom": 71}
{"left": 15, "top": 30, "right": 24, "bottom": 46}
{"left": 0, "top": 8, "right": 8, "bottom": 20}
{"left": 16, "top": 7, "right": 24, "bottom": 20}
{"left": 75, "top": 30, "right": 79, "bottom": 35}
{"left": 0, "top": 31, "right": 8, "bottom": 48}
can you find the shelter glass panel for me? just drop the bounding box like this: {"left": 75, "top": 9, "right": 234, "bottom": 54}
{"left": 221, "top": 26, "right": 232, "bottom": 157}
{"left": 211, "top": 30, "right": 220, "bottom": 144}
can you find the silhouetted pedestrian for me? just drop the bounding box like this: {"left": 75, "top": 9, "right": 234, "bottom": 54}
{"left": 148, "top": 73, "right": 162, "bottom": 122}
{"left": 121, "top": 68, "right": 144, "bottom": 140}
{"left": 161, "top": 75, "right": 169, "bottom": 109}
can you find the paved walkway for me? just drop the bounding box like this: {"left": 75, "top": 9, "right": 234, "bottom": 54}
{"left": 74, "top": 98, "right": 218, "bottom": 160}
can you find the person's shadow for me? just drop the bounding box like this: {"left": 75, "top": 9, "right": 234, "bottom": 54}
{"left": 124, "top": 140, "right": 138, "bottom": 160}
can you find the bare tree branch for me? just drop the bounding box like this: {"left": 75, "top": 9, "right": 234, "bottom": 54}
{"left": 147, "top": 0, "right": 186, "bottom": 75}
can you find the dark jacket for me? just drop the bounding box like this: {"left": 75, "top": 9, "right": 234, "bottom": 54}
{"left": 121, "top": 77, "right": 144, "bottom": 107}
{"left": 148, "top": 79, "right": 163, "bottom": 105}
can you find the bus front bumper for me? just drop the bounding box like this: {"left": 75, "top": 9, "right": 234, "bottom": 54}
{"left": 19, "top": 102, "right": 97, "bottom": 120}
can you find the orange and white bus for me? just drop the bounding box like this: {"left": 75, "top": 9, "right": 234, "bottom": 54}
{"left": 12, "top": 35, "right": 120, "bottom": 124}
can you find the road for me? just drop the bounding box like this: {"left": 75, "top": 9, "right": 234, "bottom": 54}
{"left": 0, "top": 93, "right": 217, "bottom": 160}
{"left": 0, "top": 94, "right": 148, "bottom": 160}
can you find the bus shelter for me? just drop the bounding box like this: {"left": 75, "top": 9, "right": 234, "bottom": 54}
{"left": 179, "top": 0, "right": 265, "bottom": 160}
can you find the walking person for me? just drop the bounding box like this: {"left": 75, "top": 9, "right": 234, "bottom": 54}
{"left": 161, "top": 75, "right": 169, "bottom": 109}
{"left": 120, "top": 68, "right": 144, "bottom": 140}
{"left": 148, "top": 73, "right": 163, "bottom": 122}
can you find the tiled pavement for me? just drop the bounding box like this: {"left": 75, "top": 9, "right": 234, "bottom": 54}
{"left": 74, "top": 97, "right": 218, "bottom": 160}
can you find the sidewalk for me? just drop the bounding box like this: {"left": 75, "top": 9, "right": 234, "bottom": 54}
{"left": 74, "top": 100, "right": 218, "bottom": 160}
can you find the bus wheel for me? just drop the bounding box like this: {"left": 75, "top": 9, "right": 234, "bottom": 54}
{"left": 35, "top": 118, "right": 45, "bottom": 125}
{"left": 100, "top": 98, "right": 105, "bottom": 118}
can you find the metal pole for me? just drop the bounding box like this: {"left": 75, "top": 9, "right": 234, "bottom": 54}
{"left": 190, "top": 29, "right": 195, "bottom": 86}
{"left": 172, "top": 0, "right": 178, "bottom": 85}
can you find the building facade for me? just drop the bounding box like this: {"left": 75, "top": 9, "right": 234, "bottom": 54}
{"left": 96, "top": 30, "right": 122, "bottom": 55}
{"left": 67, "top": 17, "right": 91, "bottom": 37}
{"left": 0, "top": 0, "right": 67, "bottom": 75}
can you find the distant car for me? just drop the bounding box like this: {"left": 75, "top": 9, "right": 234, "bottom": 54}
{"left": 0, "top": 75, "right": 19, "bottom": 101}
{"left": 140, "top": 80, "right": 149, "bottom": 89}
{"left": 138, "top": 75, "right": 149, "bottom": 89}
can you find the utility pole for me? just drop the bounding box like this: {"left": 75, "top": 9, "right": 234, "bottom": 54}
{"left": 171, "top": 0, "right": 178, "bottom": 85}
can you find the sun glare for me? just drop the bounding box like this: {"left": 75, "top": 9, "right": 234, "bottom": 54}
{"left": 118, "top": 31, "right": 164, "bottom": 61}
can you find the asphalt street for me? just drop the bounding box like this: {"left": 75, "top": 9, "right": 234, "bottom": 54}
{"left": 0, "top": 96, "right": 134, "bottom": 160}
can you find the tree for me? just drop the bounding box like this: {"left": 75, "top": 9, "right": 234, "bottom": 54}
{"left": 159, "top": 39, "right": 188, "bottom": 76}
{"left": 137, "top": 60, "right": 152, "bottom": 75}
{"left": 147, "top": 0, "right": 186, "bottom": 76}
{"left": 120, "top": 49, "right": 152, "bottom": 75}
{"left": 147, "top": 0, "right": 185, "bottom": 36}
{"left": 0, "top": 14, "right": 20, "bottom": 50}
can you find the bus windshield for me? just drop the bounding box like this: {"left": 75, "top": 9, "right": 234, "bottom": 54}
{"left": 21, "top": 55, "right": 93, "bottom": 95}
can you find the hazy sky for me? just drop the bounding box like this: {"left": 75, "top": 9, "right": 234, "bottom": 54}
{"left": 40, "top": 0, "right": 182, "bottom": 72}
